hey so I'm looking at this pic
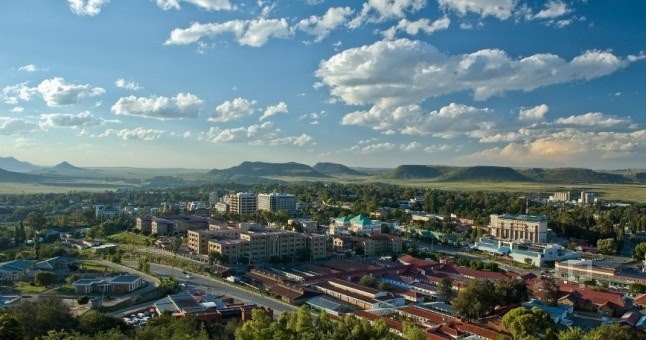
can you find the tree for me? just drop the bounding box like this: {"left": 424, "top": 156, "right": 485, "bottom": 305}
{"left": 596, "top": 238, "right": 616, "bottom": 255}
{"left": 78, "top": 311, "right": 128, "bottom": 336}
{"left": 24, "top": 211, "right": 47, "bottom": 233}
{"left": 452, "top": 279, "right": 496, "bottom": 321}
{"left": 138, "top": 257, "right": 150, "bottom": 273}
{"left": 537, "top": 277, "right": 559, "bottom": 306}
{"left": 35, "top": 271, "right": 57, "bottom": 287}
{"left": 12, "top": 296, "right": 79, "bottom": 339}
{"left": 584, "top": 323, "right": 646, "bottom": 340}
{"left": 235, "top": 309, "right": 273, "bottom": 340}
{"left": 629, "top": 283, "right": 646, "bottom": 294}
{"left": 557, "top": 327, "right": 585, "bottom": 340}
{"left": 403, "top": 321, "right": 426, "bottom": 340}
{"left": 208, "top": 251, "right": 220, "bottom": 265}
{"left": 77, "top": 296, "right": 90, "bottom": 305}
{"left": 502, "top": 307, "right": 557, "bottom": 340}
{"left": 633, "top": 242, "right": 646, "bottom": 260}
{"left": 359, "top": 275, "right": 376, "bottom": 288}
{"left": 0, "top": 313, "right": 23, "bottom": 340}
{"left": 170, "top": 237, "right": 183, "bottom": 253}
{"left": 495, "top": 278, "right": 529, "bottom": 306}
{"left": 438, "top": 278, "right": 455, "bottom": 302}
{"left": 34, "top": 235, "right": 42, "bottom": 259}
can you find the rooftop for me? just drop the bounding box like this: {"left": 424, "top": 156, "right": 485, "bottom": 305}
{"left": 110, "top": 275, "right": 142, "bottom": 284}
{"left": 496, "top": 214, "right": 549, "bottom": 222}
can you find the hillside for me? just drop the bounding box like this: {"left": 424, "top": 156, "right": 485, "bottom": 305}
{"left": 0, "top": 157, "right": 41, "bottom": 172}
{"left": 0, "top": 168, "right": 43, "bottom": 183}
{"left": 313, "top": 162, "right": 366, "bottom": 176}
{"left": 519, "top": 168, "right": 627, "bottom": 183}
{"left": 444, "top": 166, "right": 532, "bottom": 182}
{"left": 382, "top": 165, "right": 449, "bottom": 179}
{"left": 53, "top": 161, "right": 84, "bottom": 171}
{"left": 207, "top": 161, "right": 328, "bottom": 178}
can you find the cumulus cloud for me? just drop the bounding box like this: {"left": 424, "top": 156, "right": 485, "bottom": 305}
{"left": 400, "top": 141, "right": 422, "bottom": 151}
{"left": 533, "top": 1, "right": 570, "bottom": 20}
{"left": 11, "top": 106, "right": 24, "bottom": 113}
{"left": 37, "top": 77, "right": 105, "bottom": 106}
{"left": 115, "top": 78, "right": 142, "bottom": 91}
{"left": 383, "top": 17, "right": 451, "bottom": 39}
{"left": 351, "top": 141, "right": 395, "bottom": 154}
{"left": 297, "top": 7, "right": 353, "bottom": 42}
{"left": 424, "top": 144, "right": 453, "bottom": 153}
{"left": 267, "top": 133, "right": 314, "bottom": 146}
{"left": 2, "top": 82, "right": 38, "bottom": 105}
{"left": 209, "top": 97, "right": 257, "bottom": 123}
{"left": 438, "top": 0, "right": 516, "bottom": 20}
{"left": 0, "top": 117, "right": 39, "bottom": 136}
{"left": 205, "top": 121, "right": 277, "bottom": 143}
{"left": 341, "top": 102, "right": 496, "bottom": 137}
{"left": 18, "top": 64, "right": 40, "bottom": 72}
{"left": 39, "top": 111, "right": 107, "bottom": 129}
{"left": 316, "top": 39, "right": 635, "bottom": 106}
{"left": 518, "top": 104, "right": 548, "bottom": 122}
{"left": 111, "top": 93, "right": 203, "bottom": 120}
{"left": 349, "top": 0, "right": 426, "bottom": 28}
{"left": 260, "top": 102, "right": 288, "bottom": 121}
{"left": 100, "top": 127, "right": 165, "bottom": 141}
{"left": 154, "top": 0, "right": 233, "bottom": 11}
{"left": 555, "top": 112, "right": 632, "bottom": 128}
{"left": 165, "top": 18, "right": 291, "bottom": 47}
{"left": 68, "top": 0, "right": 110, "bottom": 16}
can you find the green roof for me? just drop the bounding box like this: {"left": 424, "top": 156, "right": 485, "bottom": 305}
{"left": 350, "top": 214, "right": 370, "bottom": 226}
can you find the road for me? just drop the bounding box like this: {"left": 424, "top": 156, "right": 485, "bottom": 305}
{"left": 119, "top": 261, "right": 298, "bottom": 319}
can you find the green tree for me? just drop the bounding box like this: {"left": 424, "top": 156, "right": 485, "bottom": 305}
{"left": 138, "top": 257, "right": 150, "bottom": 273}
{"left": 557, "top": 327, "right": 585, "bottom": 340}
{"left": 438, "top": 278, "right": 455, "bottom": 302}
{"left": 495, "top": 278, "right": 529, "bottom": 306}
{"left": 35, "top": 271, "right": 57, "bottom": 287}
{"left": 77, "top": 296, "right": 90, "bottom": 305}
{"left": 34, "top": 235, "right": 42, "bottom": 259}
{"left": 0, "top": 312, "right": 23, "bottom": 340}
{"left": 502, "top": 307, "right": 557, "bottom": 340}
{"left": 403, "top": 321, "right": 426, "bottom": 340}
{"left": 235, "top": 309, "right": 273, "bottom": 340}
{"left": 584, "top": 323, "right": 646, "bottom": 340}
{"left": 629, "top": 283, "right": 646, "bottom": 294}
{"left": 24, "top": 211, "right": 47, "bottom": 233}
{"left": 12, "top": 296, "right": 79, "bottom": 339}
{"left": 452, "top": 279, "right": 497, "bottom": 321}
{"left": 359, "top": 275, "right": 376, "bottom": 287}
{"left": 596, "top": 238, "right": 616, "bottom": 255}
{"left": 633, "top": 242, "right": 646, "bottom": 260}
{"left": 78, "top": 311, "right": 128, "bottom": 336}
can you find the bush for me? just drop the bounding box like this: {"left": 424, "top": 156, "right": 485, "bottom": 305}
{"left": 77, "top": 296, "right": 90, "bottom": 305}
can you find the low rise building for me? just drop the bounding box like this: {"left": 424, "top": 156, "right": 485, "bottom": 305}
{"left": 555, "top": 259, "right": 646, "bottom": 287}
{"left": 472, "top": 238, "right": 579, "bottom": 267}
{"left": 73, "top": 274, "right": 144, "bottom": 294}
{"left": 153, "top": 292, "right": 272, "bottom": 323}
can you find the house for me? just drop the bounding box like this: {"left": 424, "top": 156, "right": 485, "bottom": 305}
{"left": 523, "top": 299, "right": 571, "bottom": 324}
{"left": 73, "top": 274, "right": 145, "bottom": 294}
{"left": 314, "top": 278, "right": 405, "bottom": 310}
{"left": 33, "top": 256, "right": 76, "bottom": 278}
{"left": 0, "top": 260, "right": 33, "bottom": 281}
{"left": 619, "top": 311, "right": 643, "bottom": 327}
{"left": 153, "top": 292, "right": 273, "bottom": 323}
{"left": 110, "top": 275, "right": 145, "bottom": 294}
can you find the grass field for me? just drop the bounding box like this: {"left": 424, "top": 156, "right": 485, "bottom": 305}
{"left": 14, "top": 282, "right": 48, "bottom": 294}
{"left": 108, "top": 232, "right": 153, "bottom": 246}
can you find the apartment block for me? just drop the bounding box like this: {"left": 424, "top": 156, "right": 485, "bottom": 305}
{"left": 553, "top": 192, "right": 571, "bottom": 202}
{"left": 187, "top": 229, "right": 242, "bottom": 255}
{"left": 333, "top": 234, "right": 403, "bottom": 256}
{"left": 257, "top": 193, "right": 296, "bottom": 215}
{"left": 136, "top": 216, "right": 152, "bottom": 234}
{"left": 229, "top": 192, "right": 257, "bottom": 215}
{"left": 489, "top": 214, "right": 548, "bottom": 243}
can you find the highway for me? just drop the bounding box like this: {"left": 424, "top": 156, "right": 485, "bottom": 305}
{"left": 119, "top": 261, "right": 298, "bottom": 319}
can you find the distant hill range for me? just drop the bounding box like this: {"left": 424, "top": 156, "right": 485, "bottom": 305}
{"left": 0, "top": 157, "right": 42, "bottom": 172}
{"left": 53, "top": 161, "right": 84, "bottom": 171}
{"left": 0, "top": 168, "right": 42, "bottom": 183}
{"left": 313, "top": 162, "right": 366, "bottom": 176}
{"left": 207, "top": 161, "right": 327, "bottom": 178}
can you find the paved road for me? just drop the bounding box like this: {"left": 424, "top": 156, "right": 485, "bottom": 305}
{"left": 120, "top": 261, "right": 298, "bottom": 319}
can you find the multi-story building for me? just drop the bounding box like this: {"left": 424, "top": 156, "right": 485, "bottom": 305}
{"left": 257, "top": 193, "right": 296, "bottom": 215}
{"left": 151, "top": 217, "right": 174, "bottom": 235}
{"left": 306, "top": 234, "right": 327, "bottom": 260}
{"left": 553, "top": 192, "right": 571, "bottom": 202}
{"left": 580, "top": 191, "right": 596, "bottom": 205}
{"left": 555, "top": 259, "right": 646, "bottom": 287}
{"left": 150, "top": 215, "right": 209, "bottom": 235}
{"left": 187, "top": 229, "right": 242, "bottom": 255}
{"left": 229, "top": 192, "right": 257, "bottom": 215}
{"left": 329, "top": 214, "right": 382, "bottom": 236}
{"left": 489, "top": 214, "right": 548, "bottom": 243}
{"left": 333, "top": 234, "right": 403, "bottom": 256}
{"left": 136, "top": 216, "right": 152, "bottom": 234}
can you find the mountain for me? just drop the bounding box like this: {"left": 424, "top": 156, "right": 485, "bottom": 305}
{"left": 519, "top": 168, "right": 627, "bottom": 183}
{"left": 383, "top": 165, "right": 449, "bottom": 179}
{"left": 0, "top": 157, "right": 41, "bottom": 172}
{"left": 207, "top": 161, "right": 328, "bottom": 178}
{"left": 444, "top": 166, "right": 532, "bottom": 182}
{"left": 313, "top": 162, "right": 366, "bottom": 176}
{"left": 53, "top": 161, "right": 84, "bottom": 171}
{"left": 0, "top": 168, "right": 42, "bottom": 182}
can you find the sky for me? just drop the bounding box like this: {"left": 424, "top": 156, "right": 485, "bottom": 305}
{"left": 0, "top": 0, "right": 644, "bottom": 170}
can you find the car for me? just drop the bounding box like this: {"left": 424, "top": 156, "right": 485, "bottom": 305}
{"left": 137, "top": 312, "right": 145, "bottom": 318}
{"left": 139, "top": 321, "right": 147, "bottom": 328}
{"left": 122, "top": 317, "right": 131, "bottom": 323}
{"left": 180, "top": 283, "right": 187, "bottom": 287}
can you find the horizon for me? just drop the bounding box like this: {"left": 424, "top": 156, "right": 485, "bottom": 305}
{"left": 1, "top": 1, "right": 644, "bottom": 170}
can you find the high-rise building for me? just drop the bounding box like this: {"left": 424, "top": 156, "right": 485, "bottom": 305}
{"left": 229, "top": 192, "right": 257, "bottom": 215}
{"left": 489, "top": 214, "right": 548, "bottom": 243}
{"left": 553, "top": 192, "right": 571, "bottom": 202}
{"left": 580, "top": 191, "right": 596, "bottom": 205}
{"left": 257, "top": 193, "right": 296, "bottom": 215}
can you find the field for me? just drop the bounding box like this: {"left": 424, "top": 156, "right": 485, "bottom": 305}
{"left": 14, "top": 282, "right": 48, "bottom": 294}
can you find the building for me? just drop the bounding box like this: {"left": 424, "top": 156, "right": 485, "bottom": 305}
{"left": 333, "top": 234, "right": 402, "bottom": 256}
{"left": 188, "top": 229, "right": 242, "bottom": 255}
{"left": 555, "top": 259, "right": 646, "bottom": 287}
{"left": 552, "top": 192, "right": 571, "bottom": 202}
{"left": 580, "top": 191, "right": 596, "bottom": 205}
{"left": 314, "top": 278, "right": 405, "bottom": 310}
{"left": 151, "top": 217, "right": 174, "bottom": 235}
{"left": 489, "top": 214, "right": 548, "bottom": 243}
{"left": 472, "top": 238, "right": 579, "bottom": 267}
{"left": 329, "top": 214, "right": 382, "bottom": 236}
{"left": 257, "top": 193, "right": 296, "bottom": 215}
{"left": 229, "top": 192, "right": 257, "bottom": 215}
{"left": 136, "top": 216, "right": 153, "bottom": 234}
{"left": 73, "top": 274, "right": 144, "bottom": 294}
{"left": 153, "top": 292, "right": 272, "bottom": 323}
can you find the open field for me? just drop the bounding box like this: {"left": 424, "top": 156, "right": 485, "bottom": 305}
{"left": 14, "top": 282, "right": 48, "bottom": 294}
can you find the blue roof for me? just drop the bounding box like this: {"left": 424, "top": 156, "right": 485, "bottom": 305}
{"left": 110, "top": 275, "right": 141, "bottom": 283}
{"left": 306, "top": 296, "right": 341, "bottom": 311}
{"left": 523, "top": 300, "right": 567, "bottom": 319}
{"left": 0, "top": 260, "right": 33, "bottom": 271}
{"left": 74, "top": 279, "right": 101, "bottom": 285}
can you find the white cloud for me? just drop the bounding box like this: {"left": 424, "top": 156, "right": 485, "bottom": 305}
{"left": 533, "top": 1, "right": 570, "bottom": 20}
{"left": 518, "top": 104, "right": 548, "bottom": 122}
{"left": 0, "top": 117, "right": 39, "bottom": 136}
{"left": 438, "top": 0, "right": 516, "bottom": 20}
{"left": 14, "top": 137, "right": 36, "bottom": 149}
{"left": 260, "top": 102, "right": 288, "bottom": 121}
{"left": 400, "top": 141, "right": 421, "bottom": 151}
{"left": 17, "top": 64, "right": 39, "bottom": 72}
{"left": 297, "top": 7, "right": 353, "bottom": 42}
{"left": 341, "top": 102, "right": 496, "bottom": 137}
{"left": 111, "top": 93, "right": 203, "bottom": 120}
{"left": 349, "top": 0, "right": 426, "bottom": 28}
{"left": 2, "top": 82, "right": 38, "bottom": 105}
{"left": 383, "top": 17, "right": 451, "bottom": 39}
{"left": 205, "top": 121, "right": 277, "bottom": 143}
{"left": 268, "top": 133, "right": 314, "bottom": 146}
{"left": 351, "top": 142, "right": 395, "bottom": 154}
{"left": 100, "top": 127, "right": 165, "bottom": 141}
{"left": 555, "top": 112, "right": 631, "bottom": 128}
{"left": 68, "top": 0, "right": 110, "bottom": 16}
{"left": 154, "top": 0, "right": 233, "bottom": 11}
{"left": 316, "top": 39, "right": 634, "bottom": 106}
{"left": 37, "top": 77, "right": 105, "bottom": 106}
{"left": 115, "top": 78, "right": 142, "bottom": 91}
{"left": 11, "top": 106, "right": 24, "bottom": 113}
{"left": 424, "top": 144, "right": 453, "bottom": 153}
{"left": 165, "top": 18, "right": 291, "bottom": 47}
{"left": 209, "top": 97, "right": 257, "bottom": 123}
{"left": 39, "top": 111, "right": 106, "bottom": 129}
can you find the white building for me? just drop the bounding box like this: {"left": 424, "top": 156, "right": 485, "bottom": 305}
{"left": 489, "top": 214, "right": 548, "bottom": 243}
{"left": 472, "top": 238, "right": 579, "bottom": 267}
{"left": 229, "top": 192, "right": 257, "bottom": 215}
{"left": 257, "top": 193, "right": 296, "bottom": 215}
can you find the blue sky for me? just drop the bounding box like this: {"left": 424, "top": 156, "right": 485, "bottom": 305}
{"left": 0, "top": 0, "right": 644, "bottom": 170}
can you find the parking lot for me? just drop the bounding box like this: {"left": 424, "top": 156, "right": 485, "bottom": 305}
{"left": 122, "top": 310, "right": 156, "bottom": 328}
